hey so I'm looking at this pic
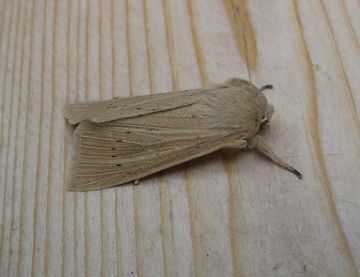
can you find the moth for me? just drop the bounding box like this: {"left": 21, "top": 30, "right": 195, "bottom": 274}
{"left": 64, "top": 78, "right": 302, "bottom": 191}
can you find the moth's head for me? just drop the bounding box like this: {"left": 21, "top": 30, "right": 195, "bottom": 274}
{"left": 255, "top": 84, "right": 274, "bottom": 129}
{"left": 224, "top": 78, "right": 274, "bottom": 129}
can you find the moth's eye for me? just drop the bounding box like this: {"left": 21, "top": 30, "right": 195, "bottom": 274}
{"left": 260, "top": 115, "right": 269, "bottom": 128}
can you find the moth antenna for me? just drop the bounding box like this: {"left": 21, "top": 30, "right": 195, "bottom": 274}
{"left": 260, "top": 84, "right": 273, "bottom": 91}
{"left": 249, "top": 135, "right": 303, "bottom": 179}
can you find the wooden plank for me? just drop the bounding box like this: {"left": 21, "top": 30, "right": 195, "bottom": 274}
{"left": 0, "top": 0, "right": 359, "bottom": 276}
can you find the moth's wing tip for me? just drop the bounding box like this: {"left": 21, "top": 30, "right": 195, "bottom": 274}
{"left": 65, "top": 167, "right": 84, "bottom": 191}
{"left": 64, "top": 171, "right": 84, "bottom": 191}
{"left": 65, "top": 184, "right": 82, "bottom": 191}
{"left": 62, "top": 105, "right": 72, "bottom": 120}
{"left": 62, "top": 102, "right": 105, "bottom": 124}
{"left": 64, "top": 173, "right": 102, "bottom": 191}
{"left": 63, "top": 104, "right": 82, "bottom": 125}
{"left": 65, "top": 184, "right": 97, "bottom": 192}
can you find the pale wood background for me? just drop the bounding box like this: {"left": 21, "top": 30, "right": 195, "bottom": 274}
{"left": 0, "top": 0, "right": 359, "bottom": 276}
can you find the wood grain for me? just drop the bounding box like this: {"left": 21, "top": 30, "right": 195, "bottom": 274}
{"left": 1, "top": 0, "right": 359, "bottom": 276}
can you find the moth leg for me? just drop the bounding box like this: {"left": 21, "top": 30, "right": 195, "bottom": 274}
{"left": 223, "top": 139, "right": 247, "bottom": 150}
{"left": 248, "top": 135, "right": 302, "bottom": 179}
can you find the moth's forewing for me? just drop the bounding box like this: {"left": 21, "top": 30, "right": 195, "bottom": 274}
{"left": 68, "top": 119, "right": 238, "bottom": 190}
{"left": 64, "top": 88, "right": 207, "bottom": 124}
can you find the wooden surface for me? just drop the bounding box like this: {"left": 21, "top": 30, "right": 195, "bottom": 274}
{"left": 1, "top": 0, "right": 360, "bottom": 276}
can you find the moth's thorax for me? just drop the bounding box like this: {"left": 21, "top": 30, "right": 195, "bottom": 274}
{"left": 198, "top": 86, "right": 272, "bottom": 137}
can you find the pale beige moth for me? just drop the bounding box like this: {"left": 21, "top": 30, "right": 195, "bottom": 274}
{"left": 64, "top": 78, "right": 302, "bottom": 191}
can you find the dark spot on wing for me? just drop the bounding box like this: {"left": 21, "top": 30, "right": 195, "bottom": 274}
{"left": 107, "top": 104, "right": 118, "bottom": 109}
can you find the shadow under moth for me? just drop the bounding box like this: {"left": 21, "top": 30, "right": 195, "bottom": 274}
{"left": 64, "top": 78, "right": 302, "bottom": 191}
